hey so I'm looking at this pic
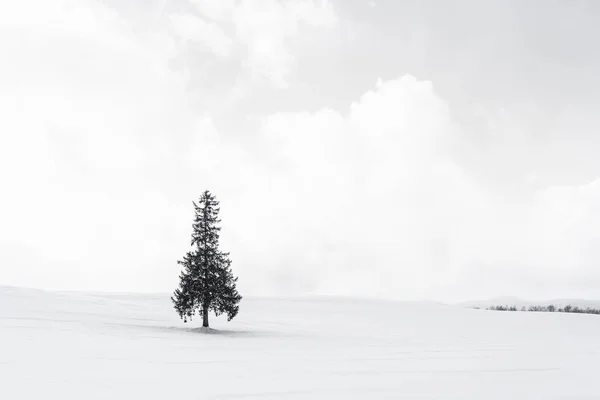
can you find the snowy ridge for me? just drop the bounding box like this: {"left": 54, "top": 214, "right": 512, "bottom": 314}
{"left": 1, "top": 286, "right": 600, "bottom": 399}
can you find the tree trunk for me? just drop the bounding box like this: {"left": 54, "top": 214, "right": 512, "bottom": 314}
{"left": 202, "top": 305, "right": 209, "bottom": 328}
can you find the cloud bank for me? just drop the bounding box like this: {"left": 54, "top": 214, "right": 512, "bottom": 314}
{"left": 1, "top": 0, "right": 599, "bottom": 302}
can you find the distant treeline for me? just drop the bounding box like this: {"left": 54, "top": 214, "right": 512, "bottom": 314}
{"left": 482, "top": 305, "right": 600, "bottom": 315}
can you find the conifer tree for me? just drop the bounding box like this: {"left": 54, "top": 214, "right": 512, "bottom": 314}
{"left": 172, "top": 190, "right": 241, "bottom": 328}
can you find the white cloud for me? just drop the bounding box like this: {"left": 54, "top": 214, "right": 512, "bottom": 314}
{"left": 0, "top": 0, "right": 195, "bottom": 291}
{"left": 169, "top": 14, "right": 233, "bottom": 57}
{"left": 188, "top": 0, "right": 337, "bottom": 87}
{"left": 223, "top": 76, "right": 485, "bottom": 299}
{"left": 190, "top": 0, "right": 237, "bottom": 22}
{"left": 234, "top": 0, "right": 336, "bottom": 87}
{"left": 214, "top": 75, "right": 600, "bottom": 301}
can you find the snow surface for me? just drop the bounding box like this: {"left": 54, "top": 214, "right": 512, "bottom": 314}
{"left": 1, "top": 286, "right": 600, "bottom": 399}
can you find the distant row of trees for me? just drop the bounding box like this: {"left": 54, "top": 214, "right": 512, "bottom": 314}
{"left": 484, "top": 304, "right": 600, "bottom": 315}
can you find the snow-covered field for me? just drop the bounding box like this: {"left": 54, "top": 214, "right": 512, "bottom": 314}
{"left": 1, "top": 286, "right": 599, "bottom": 399}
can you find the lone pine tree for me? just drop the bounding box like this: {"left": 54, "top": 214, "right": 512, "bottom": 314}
{"left": 172, "top": 190, "right": 241, "bottom": 328}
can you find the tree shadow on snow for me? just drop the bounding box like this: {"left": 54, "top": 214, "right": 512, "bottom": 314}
{"left": 181, "top": 325, "right": 286, "bottom": 338}
{"left": 192, "top": 327, "right": 252, "bottom": 335}
{"left": 106, "top": 321, "right": 289, "bottom": 338}
{"left": 141, "top": 324, "right": 278, "bottom": 338}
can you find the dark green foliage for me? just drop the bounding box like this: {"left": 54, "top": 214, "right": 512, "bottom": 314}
{"left": 171, "top": 190, "right": 242, "bottom": 327}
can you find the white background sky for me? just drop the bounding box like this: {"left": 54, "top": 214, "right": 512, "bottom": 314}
{"left": 1, "top": 0, "right": 599, "bottom": 302}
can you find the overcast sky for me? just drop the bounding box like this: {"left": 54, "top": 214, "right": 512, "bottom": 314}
{"left": 1, "top": 0, "right": 600, "bottom": 302}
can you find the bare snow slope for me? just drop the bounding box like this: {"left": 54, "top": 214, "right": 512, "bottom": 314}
{"left": 1, "top": 287, "right": 599, "bottom": 399}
